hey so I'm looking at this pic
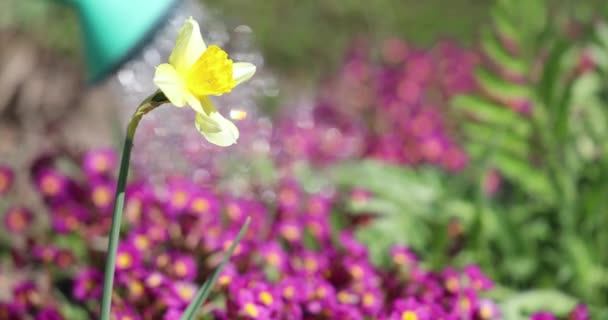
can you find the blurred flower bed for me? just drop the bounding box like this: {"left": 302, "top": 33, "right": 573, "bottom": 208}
{"left": 0, "top": 148, "right": 588, "bottom": 319}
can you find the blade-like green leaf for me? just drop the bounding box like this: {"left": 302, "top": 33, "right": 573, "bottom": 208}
{"left": 476, "top": 68, "right": 531, "bottom": 99}
{"left": 452, "top": 94, "right": 531, "bottom": 135}
{"left": 180, "top": 217, "right": 251, "bottom": 320}
{"left": 481, "top": 29, "right": 527, "bottom": 75}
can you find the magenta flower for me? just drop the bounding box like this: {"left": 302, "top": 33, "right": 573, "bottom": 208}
{"left": 73, "top": 268, "right": 103, "bottom": 301}
{"left": 389, "top": 298, "right": 429, "bottom": 320}
{"left": 171, "top": 253, "right": 197, "bottom": 281}
{"left": 260, "top": 242, "right": 288, "bottom": 271}
{"left": 34, "top": 169, "right": 69, "bottom": 199}
{"left": 0, "top": 302, "right": 20, "bottom": 319}
{"left": 13, "top": 281, "right": 38, "bottom": 312}
{"left": 568, "top": 304, "right": 589, "bottom": 320}
{"left": 464, "top": 265, "right": 494, "bottom": 291}
{"left": 0, "top": 165, "right": 14, "bottom": 196}
{"left": 476, "top": 299, "right": 500, "bottom": 320}
{"left": 390, "top": 245, "right": 418, "bottom": 267}
{"left": 530, "top": 312, "right": 557, "bottom": 320}
{"left": 3, "top": 206, "right": 33, "bottom": 233}
{"left": 165, "top": 281, "right": 197, "bottom": 308}
{"left": 35, "top": 306, "right": 63, "bottom": 320}
{"left": 82, "top": 148, "right": 117, "bottom": 178}
{"left": 115, "top": 243, "right": 141, "bottom": 271}
{"left": 89, "top": 181, "right": 115, "bottom": 212}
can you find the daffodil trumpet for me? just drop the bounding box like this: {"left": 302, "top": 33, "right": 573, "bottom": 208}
{"left": 99, "top": 17, "right": 256, "bottom": 320}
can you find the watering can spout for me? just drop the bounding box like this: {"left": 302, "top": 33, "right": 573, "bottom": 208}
{"left": 56, "top": 0, "right": 179, "bottom": 83}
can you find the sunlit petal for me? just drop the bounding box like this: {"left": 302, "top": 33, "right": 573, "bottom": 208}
{"left": 195, "top": 112, "right": 239, "bottom": 146}
{"left": 232, "top": 62, "right": 257, "bottom": 86}
{"left": 153, "top": 64, "right": 188, "bottom": 107}
{"left": 169, "top": 17, "right": 207, "bottom": 75}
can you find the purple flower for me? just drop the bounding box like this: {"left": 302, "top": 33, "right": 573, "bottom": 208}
{"left": 389, "top": 298, "right": 430, "bottom": 320}
{"left": 34, "top": 169, "right": 68, "bottom": 199}
{"left": 0, "top": 302, "right": 20, "bottom": 319}
{"left": 165, "top": 281, "right": 197, "bottom": 308}
{"left": 0, "top": 165, "right": 14, "bottom": 196}
{"left": 477, "top": 299, "right": 500, "bottom": 320}
{"left": 3, "top": 206, "right": 33, "bottom": 233}
{"left": 13, "top": 281, "right": 39, "bottom": 311}
{"left": 390, "top": 245, "right": 418, "bottom": 267}
{"left": 464, "top": 265, "right": 494, "bottom": 291}
{"left": 165, "top": 180, "right": 193, "bottom": 216}
{"left": 171, "top": 253, "right": 197, "bottom": 280}
{"left": 115, "top": 243, "right": 141, "bottom": 271}
{"left": 530, "top": 312, "right": 557, "bottom": 320}
{"left": 568, "top": 304, "right": 589, "bottom": 320}
{"left": 89, "top": 181, "right": 115, "bottom": 212}
{"left": 260, "top": 242, "right": 288, "bottom": 271}
{"left": 73, "top": 268, "right": 103, "bottom": 301}
{"left": 82, "top": 148, "right": 116, "bottom": 178}
{"left": 278, "top": 220, "right": 304, "bottom": 244}
{"left": 187, "top": 190, "right": 219, "bottom": 217}
{"left": 35, "top": 306, "right": 63, "bottom": 320}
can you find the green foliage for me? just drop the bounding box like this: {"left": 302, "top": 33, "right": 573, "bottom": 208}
{"left": 453, "top": 0, "right": 608, "bottom": 307}
{"left": 329, "top": 0, "right": 608, "bottom": 316}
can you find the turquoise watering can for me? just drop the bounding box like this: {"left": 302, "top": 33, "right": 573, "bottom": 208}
{"left": 60, "top": 0, "right": 178, "bottom": 83}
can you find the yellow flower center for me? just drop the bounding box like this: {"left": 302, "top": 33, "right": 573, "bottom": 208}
{"left": 171, "top": 191, "right": 188, "bottom": 208}
{"left": 362, "top": 293, "right": 375, "bottom": 306}
{"left": 92, "top": 187, "right": 112, "bottom": 207}
{"left": 178, "top": 285, "right": 195, "bottom": 300}
{"left": 134, "top": 235, "right": 149, "bottom": 251}
{"left": 218, "top": 275, "right": 232, "bottom": 286}
{"left": 0, "top": 174, "right": 7, "bottom": 191}
{"left": 393, "top": 253, "right": 408, "bottom": 265}
{"left": 402, "top": 311, "right": 418, "bottom": 320}
{"left": 7, "top": 211, "right": 26, "bottom": 230}
{"left": 186, "top": 45, "right": 236, "bottom": 96}
{"left": 191, "top": 198, "right": 209, "bottom": 213}
{"left": 480, "top": 305, "right": 493, "bottom": 319}
{"left": 41, "top": 175, "right": 60, "bottom": 195}
{"left": 117, "top": 253, "right": 132, "bottom": 269}
{"left": 446, "top": 277, "right": 459, "bottom": 292}
{"left": 259, "top": 291, "right": 273, "bottom": 305}
{"left": 174, "top": 261, "right": 188, "bottom": 277}
{"left": 244, "top": 303, "right": 259, "bottom": 317}
{"left": 92, "top": 156, "right": 109, "bottom": 171}
{"left": 266, "top": 252, "right": 281, "bottom": 266}
{"left": 349, "top": 265, "right": 364, "bottom": 279}
{"left": 283, "top": 286, "right": 294, "bottom": 299}
{"left": 460, "top": 298, "right": 471, "bottom": 311}
{"left": 128, "top": 280, "right": 144, "bottom": 296}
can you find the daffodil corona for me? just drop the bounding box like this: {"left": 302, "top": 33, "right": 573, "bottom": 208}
{"left": 154, "top": 17, "right": 256, "bottom": 146}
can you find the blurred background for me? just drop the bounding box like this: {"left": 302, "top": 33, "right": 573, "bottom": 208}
{"left": 1, "top": 0, "right": 608, "bottom": 319}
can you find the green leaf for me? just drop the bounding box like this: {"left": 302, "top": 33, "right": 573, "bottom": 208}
{"left": 452, "top": 95, "right": 531, "bottom": 135}
{"left": 480, "top": 29, "right": 526, "bottom": 75}
{"left": 463, "top": 123, "right": 529, "bottom": 158}
{"left": 180, "top": 217, "right": 251, "bottom": 320}
{"left": 476, "top": 68, "right": 531, "bottom": 99}
{"left": 492, "top": 152, "right": 554, "bottom": 202}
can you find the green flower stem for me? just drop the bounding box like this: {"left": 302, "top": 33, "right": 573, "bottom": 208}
{"left": 100, "top": 90, "right": 167, "bottom": 320}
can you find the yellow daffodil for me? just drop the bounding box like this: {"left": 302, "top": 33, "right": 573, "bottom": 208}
{"left": 153, "top": 17, "right": 256, "bottom": 146}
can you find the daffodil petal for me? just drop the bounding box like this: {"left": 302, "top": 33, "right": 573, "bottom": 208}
{"left": 153, "top": 63, "right": 188, "bottom": 107}
{"left": 184, "top": 92, "right": 206, "bottom": 115}
{"left": 232, "top": 62, "right": 256, "bottom": 86}
{"left": 195, "top": 112, "right": 239, "bottom": 146}
{"left": 169, "top": 17, "right": 207, "bottom": 75}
